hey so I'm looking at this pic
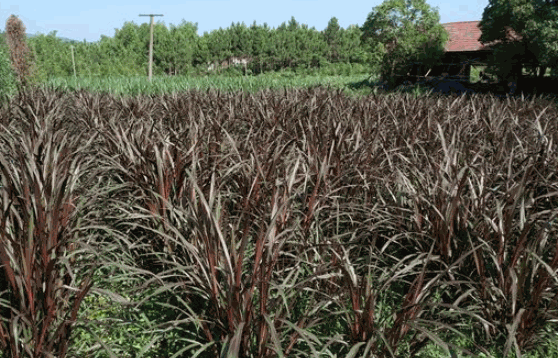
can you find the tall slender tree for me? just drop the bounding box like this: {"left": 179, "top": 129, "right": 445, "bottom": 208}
{"left": 323, "top": 17, "right": 342, "bottom": 62}
{"left": 168, "top": 21, "right": 199, "bottom": 75}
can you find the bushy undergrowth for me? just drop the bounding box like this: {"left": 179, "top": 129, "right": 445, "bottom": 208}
{"left": 0, "top": 87, "right": 557, "bottom": 358}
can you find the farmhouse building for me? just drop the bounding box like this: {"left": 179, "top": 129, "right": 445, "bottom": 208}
{"left": 407, "top": 21, "right": 522, "bottom": 83}
{"left": 207, "top": 55, "right": 253, "bottom": 72}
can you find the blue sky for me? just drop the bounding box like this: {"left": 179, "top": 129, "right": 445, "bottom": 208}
{"left": 1, "top": 0, "right": 488, "bottom": 42}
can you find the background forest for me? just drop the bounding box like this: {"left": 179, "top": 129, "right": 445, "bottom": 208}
{"left": 0, "top": 16, "right": 378, "bottom": 80}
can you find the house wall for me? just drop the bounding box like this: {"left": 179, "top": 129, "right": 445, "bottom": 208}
{"left": 207, "top": 56, "right": 253, "bottom": 72}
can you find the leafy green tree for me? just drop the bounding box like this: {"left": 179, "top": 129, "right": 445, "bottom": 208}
{"left": 248, "top": 21, "right": 272, "bottom": 73}
{"left": 361, "top": 0, "right": 448, "bottom": 86}
{"left": 168, "top": 21, "right": 199, "bottom": 75}
{"left": 113, "top": 21, "right": 144, "bottom": 68}
{"left": 92, "top": 34, "right": 141, "bottom": 76}
{"left": 26, "top": 25, "right": 146, "bottom": 79}
{"left": 204, "top": 28, "right": 234, "bottom": 64}
{"left": 323, "top": 17, "right": 342, "bottom": 62}
{"left": 266, "top": 17, "right": 326, "bottom": 71}
{"left": 229, "top": 22, "right": 252, "bottom": 56}
{"left": 479, "top": 0, "right": 558, "bottom": 80}
{"left": 273, "top": 20, "right": 297, "bottom": 68}
{"left": 323, "top": 21, "right": 374, "bottom": 67}
{"left": 152, "top": 22, "right": 173, "bottom": 75}
{"left": 28, "top": 32, "right": 72, "bottom": 78}
{"left": 152, "top": 21, "right": 202, "bottom": 75}
{"left": 342, "top": 25, "right": 376, "bottom": 65}
{"left": 296, "top": 24, "right": 327, "bottom": 69}
{"left": 194, "top": 32, "right": 211, "bottom": 67}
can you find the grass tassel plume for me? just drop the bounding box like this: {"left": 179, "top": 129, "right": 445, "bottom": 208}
{"left": 5, "top": 15, "right": 35, "bottom": 89}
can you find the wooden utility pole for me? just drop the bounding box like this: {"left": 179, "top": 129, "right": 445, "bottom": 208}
{"left": 70, "top": 45, "right": 77, "bottom": 80}
{"left": 139, "top": 14, "right": 163, "bottom": 82}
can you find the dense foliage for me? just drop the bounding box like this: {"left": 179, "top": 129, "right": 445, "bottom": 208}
{"left": 479, "top": 0, "right": 558, "bottom": 80}
{"left": 0, "top": 47, "right": 16, "bottom": 97}
{"left": 361, "top": 0, "right": 448, "bottom": 87}
{"left": 0, "top": 17, "right": 377, "bottom": 80}
{"left": 1, "top": 87, "right": 557, "bottom": 357}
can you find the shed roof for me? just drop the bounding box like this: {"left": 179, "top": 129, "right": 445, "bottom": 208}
{"left": 443, "top": 21, "right": 487, "bottom": 52}
{"left": 442, "top": 21, "right": 522, "bottom": 52}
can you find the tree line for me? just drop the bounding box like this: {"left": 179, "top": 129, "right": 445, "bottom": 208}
{"left": 0, "top": 16, "right": 379, "bottom": 79}
{"left": 1, "top": 0, "right": 556, "bottom": 89}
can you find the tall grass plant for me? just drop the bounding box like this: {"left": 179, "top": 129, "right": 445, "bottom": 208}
{"left": 1, "top": 87, "right": 557, "bottom": 357}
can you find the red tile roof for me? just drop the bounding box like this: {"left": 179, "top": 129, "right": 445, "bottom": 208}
{"left": 442, "top": 21, "right": 522, "bottom": 52}
{"left": 443, "top": 21, "right": 488, "bottom": 52}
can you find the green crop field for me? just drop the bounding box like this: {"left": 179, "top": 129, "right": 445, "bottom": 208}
{"left": 42, "top": 72, "right": 375, "bottom": 96}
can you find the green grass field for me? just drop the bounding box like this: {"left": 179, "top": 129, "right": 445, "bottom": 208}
{"left": 43, "top": 72, "right": 376, "bottom": 96}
